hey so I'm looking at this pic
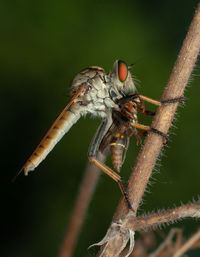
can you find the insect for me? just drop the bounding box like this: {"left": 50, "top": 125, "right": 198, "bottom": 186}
{"left": 18, "top": 60, "right": 184, "bottom": 209}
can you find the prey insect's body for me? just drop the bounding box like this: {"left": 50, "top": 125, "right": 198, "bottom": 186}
{"left": 19, "top": 60, "right": 184, "bottom": 209}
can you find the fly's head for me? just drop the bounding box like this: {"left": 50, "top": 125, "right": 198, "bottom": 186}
{"left": 108, "top": 60, "right": 136, "bottom": 102}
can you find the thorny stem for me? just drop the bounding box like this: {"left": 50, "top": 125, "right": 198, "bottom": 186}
{"left": 97, "top": 2, "right": 200, "bottom": 257}
{"left": 125, "top": 201, "right": 200, "bottom": 231}
{"left": 57, "top": 154, "right": 105, "bottom": 257}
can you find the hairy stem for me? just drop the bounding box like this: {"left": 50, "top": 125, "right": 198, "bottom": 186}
{"left": 126, "top": 201, "right": 200, "bottom": 231}
{"left": 97, "top": 2, "right": 200, "bottom": 256}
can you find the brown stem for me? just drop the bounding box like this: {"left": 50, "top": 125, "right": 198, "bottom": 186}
{"left": 97, "top": 2, "right": 200, "bottom": 256}
{"left": 126, "top": 201, "right": 200, "bottom": 231}
{"left": 57, "top": 154, "right": 105, "bottom": 257}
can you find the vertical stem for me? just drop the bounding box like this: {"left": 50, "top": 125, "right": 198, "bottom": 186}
{"left": 97, "top": 2, "right": 200, "bottom": 256}
{"left": 114, "top": 1, "right": 200, "bottom": 220}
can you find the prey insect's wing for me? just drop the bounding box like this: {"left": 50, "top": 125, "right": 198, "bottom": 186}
{"left": 16, "top": 85, "right": 86, "bottom": 179}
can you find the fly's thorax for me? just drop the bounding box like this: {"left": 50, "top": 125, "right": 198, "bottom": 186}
{"left": 70, "top": 60, "right": 137, "bottom": 119}
{"left": 70, "top": 65, "right": 119, "bottom": 118}
{"left": 71, "top": 66, "right": 105, "bottom": 89}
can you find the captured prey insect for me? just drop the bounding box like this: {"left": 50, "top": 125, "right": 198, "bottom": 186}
{"left": 18, "top": 60, "right": 184, "bottom": 209}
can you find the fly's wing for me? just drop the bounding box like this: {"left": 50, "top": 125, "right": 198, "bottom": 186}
{"left": 16, "top": 85, "right": 86, "bottom": 178}
{"left": 99, "top": 110, "right": 128, "bottom": 154}
{"left": 99, "top": 120, "right": 120, "bottom": 154}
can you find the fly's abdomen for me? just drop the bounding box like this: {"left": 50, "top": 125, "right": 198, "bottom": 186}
{"left": 23, "top": 104, "right": 82, "bottom": 175}
{"left": 110, "top": 134, "right": 128, "bottom": 173}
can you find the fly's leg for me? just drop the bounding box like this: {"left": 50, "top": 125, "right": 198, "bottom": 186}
{"left": 135, "top": 95, "right": 185, "bottom": 143}
{"left": 137, "top": 94, "right": 185, "bottom": 116}
{"left": 88, "top": 119, "right": 133, "bottom": 210}
{"left": 161, "top": 97, "right": 185, "bottom": 104}
{"left": 138, "top": 94, "right": 185, "bottom": 106}
{"left": 117, "top": 94, "right": 185, "bottom": 118}
{"left": 88, "top": 157, "right": 132, "bottom": 210}
{"left": 117, "top": 93, "right": 185, "bottom": 107}
{"left": 131, "top": 123, "right": 169, "bottom": 144}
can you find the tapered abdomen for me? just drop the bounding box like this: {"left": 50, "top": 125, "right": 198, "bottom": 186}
{"left": 23, "top": 104, "right": 82, "bottom": 175}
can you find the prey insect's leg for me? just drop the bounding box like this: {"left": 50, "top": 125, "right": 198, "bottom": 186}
{"left": 137, "top": 107, "right": 155, "bottom": 116}
{"left": 131, "top": 123, "right": 169, "bottom": 143}
{"left": 88, "top": 119, "right": 133, "bottom": 210}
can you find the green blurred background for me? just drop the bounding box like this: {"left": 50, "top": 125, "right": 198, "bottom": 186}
{"left": 1, "top": 0, "right": 200, "bottom": 256}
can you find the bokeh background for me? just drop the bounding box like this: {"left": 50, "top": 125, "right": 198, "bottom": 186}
{"left": 1, "top": 0, "right": 200, "bottom": 256}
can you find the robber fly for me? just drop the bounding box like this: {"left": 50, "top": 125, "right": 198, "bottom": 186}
{"left": 18, "top": 60, "right": 184, "bottom": 209}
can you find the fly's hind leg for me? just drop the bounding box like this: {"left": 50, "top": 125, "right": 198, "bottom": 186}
{"left": 88, "top": 119, "right": 133, "bottom": 211}
{"left": 88, "top": 156, "right": 133, "bottom": 210}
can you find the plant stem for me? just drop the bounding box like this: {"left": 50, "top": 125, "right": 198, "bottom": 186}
{"left": 97, "top": 2, "right": 200, "bottom": 256}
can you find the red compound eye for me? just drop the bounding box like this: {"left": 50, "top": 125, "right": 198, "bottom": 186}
{"left": 118, "top": 60, "right": 128, "bottom": 82}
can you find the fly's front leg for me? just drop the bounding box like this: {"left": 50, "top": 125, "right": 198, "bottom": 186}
{"left": 117, "top": 93, "right": 185, "bottom": 117}
{"left": 117, "top": 93, "right": 184, "bottom": 106}
{"left": 138, "top": 94, "right": 185, "bottom": 106}
{"left": 88, "top": 119, "right": 133, "bottom": 210}
{"left": 136, "top": 94, "right": 185, "bottom": 117}
{"left": 135, "top": 94, "right": 185, "bottom": 143}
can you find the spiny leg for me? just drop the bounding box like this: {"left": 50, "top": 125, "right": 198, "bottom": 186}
{"left": 117, "top": 93, "right": 185, "bottom": 119}
{"left": 134, "top": 95, "right": 185, "bottom": 143}
{"left": 88, "top": 119, "right": 133, "bottom": 210}
{"left": 131, "top": 123, "right": 169, "bottom": 144}
{"left": 136, "top": 95, "right": 185, "bottom": 118}
{"left": 88, "top": 157, "right": 133, "bottom": 210}
{"left": 118, "top": 93, "right": 185, "bottom": 107}
{"left": 138, "top": 94, "right": 185, "bottom": 106}
{"left": 161, "top": 97, "right": 185, "bottom": 104}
